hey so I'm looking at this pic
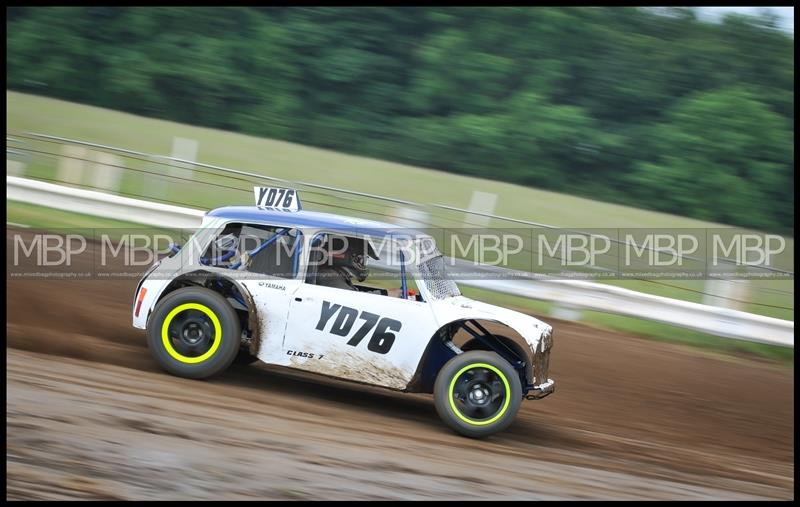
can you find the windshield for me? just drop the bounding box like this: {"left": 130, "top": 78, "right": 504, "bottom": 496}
{"left": 417, "top": 254, "right": 461, "bottom": 300}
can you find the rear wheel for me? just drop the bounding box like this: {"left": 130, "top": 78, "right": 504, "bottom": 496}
{"left": 146, "top": 287, "right": 241, "bottom": 379}
{"left": 433, "top": 350, "right": 522, "bottom": 438}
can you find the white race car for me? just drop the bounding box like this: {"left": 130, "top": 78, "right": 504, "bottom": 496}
{"left": 132, "top": 188, "right": 554, "bottom": 437}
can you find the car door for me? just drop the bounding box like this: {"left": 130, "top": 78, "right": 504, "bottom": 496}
{"left": 238, "top": 277, "right": 301, "bottom": 363}
{"left": 282, "top": 238, "right": 439, "bottom": 390}
{"left": 222, "top": 223, "right": 303, "bottom": 364}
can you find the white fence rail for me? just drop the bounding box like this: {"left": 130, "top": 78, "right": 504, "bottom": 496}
{"left": 7, "top": 175, "right": 794, "bottom": 347}
{"left": 7, "top": 175, "right": 205, "bottom": 229}
{"left": 12, "top": 131, "right": 794, "bottom": 278}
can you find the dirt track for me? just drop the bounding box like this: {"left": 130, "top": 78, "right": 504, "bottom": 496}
{"left": 6, "top": 228, "right": 795, "bottom": 500}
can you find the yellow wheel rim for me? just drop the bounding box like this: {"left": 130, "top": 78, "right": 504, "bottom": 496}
{"left": 448, "top": 362, "right": 511, "bottom": 426}
{"left": 161, "top": 303, "right": 222, "bottom": 364}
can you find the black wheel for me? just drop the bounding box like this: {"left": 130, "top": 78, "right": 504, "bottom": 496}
{"left": 433, "top": 350, "right": 523, "bottom": 438}
{"left": 146, "top": 287, "right": 241, "bottom": 379}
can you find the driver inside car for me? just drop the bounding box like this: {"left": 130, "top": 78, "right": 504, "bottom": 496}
{"left": 315, "top": 236, "right": 405, "bottom": 298}
{"left": 316, "top": 237, "right": 370, "bottom": 291}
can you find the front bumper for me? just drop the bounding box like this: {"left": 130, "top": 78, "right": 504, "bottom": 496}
{"left": 525, "top": 326, "right": 554, "bottom": 400}
{"left": 525, "top": 379, "right": 555, "bottom": 400}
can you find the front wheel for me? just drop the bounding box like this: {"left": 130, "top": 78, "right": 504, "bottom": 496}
{"left": 146, "top": 287, "right": 241, "bottom": 379}
{"left": 433, "top": 350, "right": 523, "bottom": 438}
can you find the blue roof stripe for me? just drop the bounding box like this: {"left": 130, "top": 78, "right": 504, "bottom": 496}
{"left": 206, "top": 206, "right": 423, "bottom": 237}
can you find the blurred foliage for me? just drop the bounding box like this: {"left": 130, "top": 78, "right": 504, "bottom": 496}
{"left": 6, "top": 7, "right": 794, "bottom": 233}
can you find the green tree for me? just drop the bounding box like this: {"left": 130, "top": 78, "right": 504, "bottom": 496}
{"left": 5, "top": 7, "right": 794, "bottom": 232}
{"left": 630, "top": 87, "right": 793, "bottom": 230}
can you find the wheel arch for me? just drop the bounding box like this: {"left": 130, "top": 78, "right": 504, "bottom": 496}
{"left": 406, "top": 318, "right": 534, "bottom": 394}
{"left": 149, "top": 270, "right": 259, "bottom": 356}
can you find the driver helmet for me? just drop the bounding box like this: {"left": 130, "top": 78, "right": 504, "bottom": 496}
{"left": 330, "top": 237, "right": 370, "bottom": 282}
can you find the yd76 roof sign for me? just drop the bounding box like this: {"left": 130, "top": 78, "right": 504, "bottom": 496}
{"left": 254, "top": 187, "right": 301, "bottom": 211}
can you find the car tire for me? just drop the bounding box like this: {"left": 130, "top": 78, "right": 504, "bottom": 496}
{"left": 146, "top": 287, "right": 241, "bottom": 379}
{"left": 433, "top": 350, "right": 523, "bottom": 438}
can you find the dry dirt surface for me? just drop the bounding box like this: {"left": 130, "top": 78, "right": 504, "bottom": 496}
{"left": 6, "top": 228, "right": 794, "bottom": 500}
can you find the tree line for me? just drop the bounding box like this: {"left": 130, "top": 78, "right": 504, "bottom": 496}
{"left": 7, "top": 7, "right": 794, "bottom": 233}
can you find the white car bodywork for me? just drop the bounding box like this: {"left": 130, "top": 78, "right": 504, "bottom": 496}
{"left": 132, "top": 207, "right": 554, "bottom": 395}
